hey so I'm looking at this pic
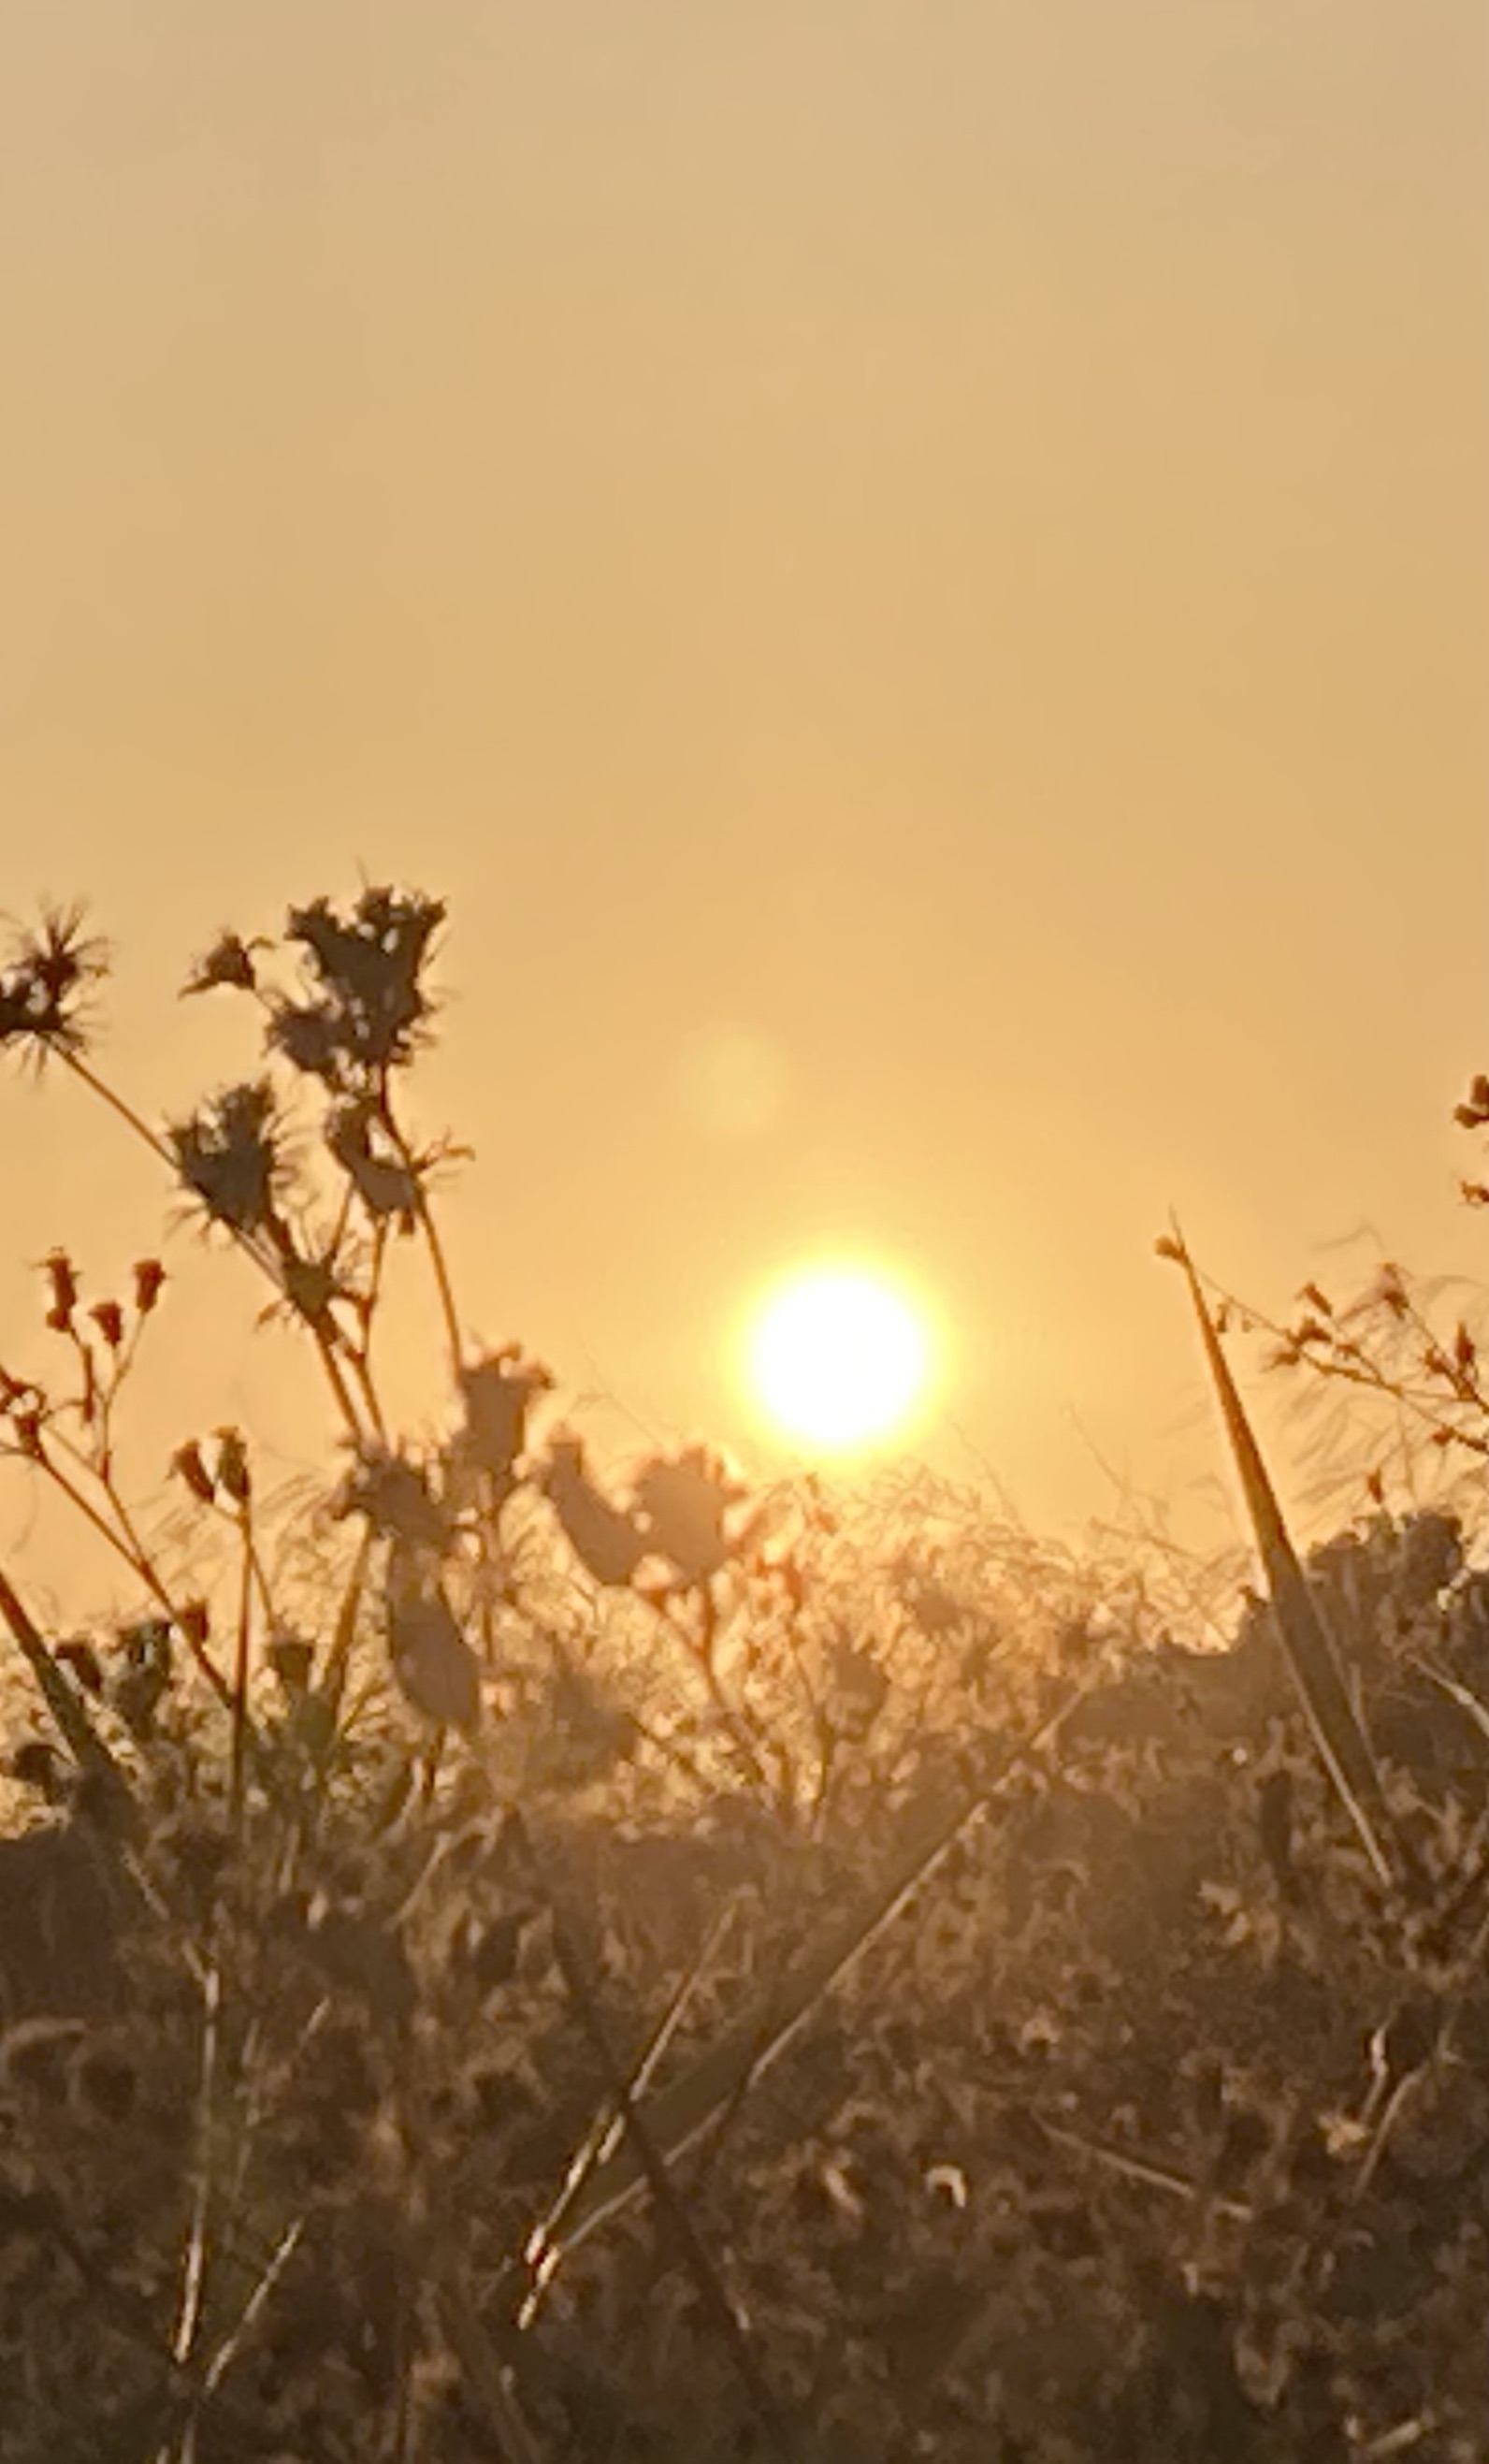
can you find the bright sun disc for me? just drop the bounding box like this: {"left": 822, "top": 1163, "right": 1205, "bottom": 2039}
{"left": 748, "top": 1267, "right": 931, "bottom": 1451}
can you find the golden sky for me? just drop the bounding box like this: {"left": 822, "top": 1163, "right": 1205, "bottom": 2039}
{"left": 1, "top": 2, "right": 1484, "bottom": 1601}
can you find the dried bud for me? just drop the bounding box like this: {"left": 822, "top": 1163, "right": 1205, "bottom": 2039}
{"left": 1377, "top": 1265, "right": 1409, "bottom": 1316}
{"left": 1154, "top": 1234, "right": 1184, "bottom": 1263}
{"left": 90, "top": 1299, "right": 125, "bottom": 1350}
{"left": 214, "top": 1428, "right": 252, "bottom": 1505}
{"left": 133, "top": 1259, "right": 166, "bottom": 1314}
{"left": 183, "top": 932, "right": 260, "bottom": 995}
{"left": 43, "top": 1248, "right": 78, "bottom": 1329}
{"left": 268, "top": 1633, "right": 314, "bottom": 1690}
{"left": 171, "top": 1441, "right": 216, "bottom": 1504}
{"left": 178, "top": 1600, "right": 211, "bottom": 1648}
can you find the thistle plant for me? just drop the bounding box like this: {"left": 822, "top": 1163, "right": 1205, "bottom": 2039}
{"left": 2, "top": 894, "right": 1485, "bottom": 2464}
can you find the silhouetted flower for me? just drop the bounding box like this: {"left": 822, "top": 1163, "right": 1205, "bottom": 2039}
{"left": 267, "top": 1001, "right": 346, "bottom": 1081}
{"left": 0, "top": 905, "right": 108, "bottom": 1069}
{"left": 272, "top": 885, "right": 446, "bottom": 1091}
{"left": 325, "top": 1102, "right": 421, "bottom": 1229}
{"left": 167, "top": 1079, "right": 283, "bottom": 1238}
{"left": 385, "top": 1545, "right": 480, "bottom": 1729}
{"left": 540, "top": 1435, "right": 653, "bottom": 1587}
{"left": 455, "top": 1345, "right": 555, "bottom": 1483}
{"left": 181, "top": 931, "right": 264, "bottom": 996}
{"left": 634, "top": 1444, "right": 750, "bottom": 1587}
{"left": 332, "top": 1444, "right": 449, "bottom": 1550}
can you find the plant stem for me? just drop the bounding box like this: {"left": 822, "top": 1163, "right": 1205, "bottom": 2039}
{"left": 513, "top": 1812, "right": 802, "bottom": 2464}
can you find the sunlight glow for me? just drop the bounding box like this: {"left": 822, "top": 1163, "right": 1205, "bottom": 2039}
{"left": 746, "top": 1266, "right": 932, "bottom": 1452}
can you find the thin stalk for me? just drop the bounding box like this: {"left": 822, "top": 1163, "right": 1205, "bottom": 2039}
{"left": 531, "top": 1675, "right": 1093, "bottom": 2263}
{"left": 380, "top": 1095, "right": 464, "bottom": 1383}
{"left": 229, "top": 1506, "right": 254, "bottom": 1828}
{"left": 654, "top": 1591, "right": 773, "bottom": 1797}
{"left": 60, "top": 1047, "right": 370, "bottom": 1445}
{"left": 25, "top": 1442, "right": 238, "bottom": 1713}
{"left": 199, "top": 2214, "right": 305, "bottom": 2399}
{"left": 167, "top": 1956, "right": 224, "bottom": 2410}
{"left": 518, "top": 1900, "right": 744, "bottom": 2328}
{"left": 516, "top": 1815, "right": 801, "bottom": 2464}
{"left": 60, "top": 1047, "right": 178, "bottom": 1170}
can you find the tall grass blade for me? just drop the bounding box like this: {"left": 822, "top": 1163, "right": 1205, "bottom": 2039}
{"left": 1166, "top": 1223, "right": 1401, "bottom": 1889}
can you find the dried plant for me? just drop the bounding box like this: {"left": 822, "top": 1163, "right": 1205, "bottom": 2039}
{"left": 0, "top": 898, "right": 1483, "bottom": 2463}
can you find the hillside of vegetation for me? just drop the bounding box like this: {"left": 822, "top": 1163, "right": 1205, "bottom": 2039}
{"left": 1, "top": 892, "right": 1485, "bottom": 2464}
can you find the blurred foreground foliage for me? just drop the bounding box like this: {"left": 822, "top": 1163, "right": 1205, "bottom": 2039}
{"left": 0, "top": 895, "right": 1485, "bottom": 2464}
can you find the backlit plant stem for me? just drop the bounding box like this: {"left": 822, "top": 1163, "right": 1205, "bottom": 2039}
{"left": 58, "top": 1049, "right": 372, "bottom": 1447}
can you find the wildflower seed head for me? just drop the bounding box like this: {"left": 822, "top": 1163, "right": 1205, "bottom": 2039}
{"left": 277, "top": 885, "right": 446, "bottom": 1091}
{"left": 267, "top": 1001, "right": 346, "bottom": 1082}
{"left": 0, "top": 904, "right": 108, "bottom": 1069}
{"left": 167, "top": 1079, "right": 284, "bottom": 1238}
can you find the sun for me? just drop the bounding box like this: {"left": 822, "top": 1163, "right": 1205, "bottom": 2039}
{"left": 745, "top": 1265, "right": 933, "bottom": 1452}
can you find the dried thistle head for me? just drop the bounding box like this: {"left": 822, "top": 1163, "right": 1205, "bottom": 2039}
{"left": 274, "top": 885, "right": 446, "bottom": 1091}
{"left": 0, "top": 904, "right": 108, "bottom": 1070}
{"left": 331, "top": 1442, "right": 450, "bottom": 1552}
{"left": 634, "top": 1444, "right": 751, "bottom": 1586}
{"left": 166, "top": 1078, "right": 285, "bottom": 1239}
{"left": 325, "top": 1102, "right": 421, "bottom": 1228}
{"left": 455, "top": 1345, "right": 555, "bottom": 1480}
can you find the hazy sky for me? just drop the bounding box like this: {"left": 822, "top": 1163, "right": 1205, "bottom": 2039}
{"left": 2, "top": 1, "right": 1484, "bottom": 1602}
